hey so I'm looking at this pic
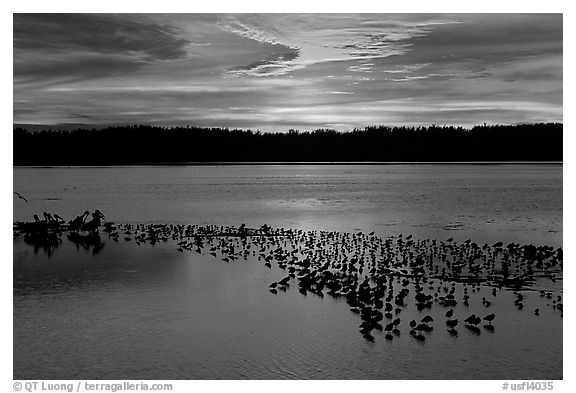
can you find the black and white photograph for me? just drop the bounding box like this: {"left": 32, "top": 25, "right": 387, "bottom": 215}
{"left": 8, "top": 5, "right": 570, "bottom": 387}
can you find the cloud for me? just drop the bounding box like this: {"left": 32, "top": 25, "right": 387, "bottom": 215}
{"left": 14, "top": 14, "right": 190, "bottom": 60}
{"left": 13, "top": 13, "right": 563, "bottom": 131}
{"left": 217, "top": 14, "right": 459, "bottom": 77}
{"left": 13, "top": 14, "right": 193, "bottom": 85}
{"left": 227, "top": 43, "right": 301, "bottom": 77}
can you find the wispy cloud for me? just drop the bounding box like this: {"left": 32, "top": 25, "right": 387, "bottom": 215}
{"left": 217, "top": 14, "right": 459, "bottom": 77}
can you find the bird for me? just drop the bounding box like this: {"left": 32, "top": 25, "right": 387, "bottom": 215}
{"left": 238, "top": 223, "right": 248, "bottom": 236}
{"left": 14, "top": 192, "right": 29, "bottom": 203}
{"left": 69, "top": 211, "right": 90, "bottom": 232}
{"left": 81, "top": 210, "right": 106, "bottom": 233}
{"left": 53, "top": 214, "right": 65, "bottom": 224}
{"left": 464, "top": 314, "right": 481, "bottom": 326}
{"left": 483, "top": 313, "right": 495, "bottom": 325}
{"left": 421, "top": 315, "right": 434, "bottom": 324}
{"left": 446, "top": 319, "right": 459, "bottom": 329}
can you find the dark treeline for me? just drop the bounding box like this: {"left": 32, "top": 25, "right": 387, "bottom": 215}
{"left": 13, "top": 123, "right": 562, "bottom": 165}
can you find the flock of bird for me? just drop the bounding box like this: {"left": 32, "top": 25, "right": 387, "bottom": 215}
{"left": 14, "top": 210, "right": 106, "bottom": 255}
{"left": 15, "top": 210, "right": 106, "bottom": 233}
{"left": 14, "top": 212, "right": 563, "bottom": 342}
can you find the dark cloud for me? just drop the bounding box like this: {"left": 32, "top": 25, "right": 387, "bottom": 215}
{"left": 14, "top": 14, "right": 190, "bottom": 60}
{"left": 13, "top": 14, "right": 192, "bottom": 85}
{"left": 397, "top": 14, "right": 562, "bottom": 66}
{"left": 14, "top": 52, "right": 143, "bottom": 84}
{"left": 230, "top": 43, "right": 300, "bottom": 74}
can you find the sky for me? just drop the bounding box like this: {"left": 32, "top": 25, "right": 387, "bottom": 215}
{"left": 13, "top": 13, "right": 563, "bottom": 131}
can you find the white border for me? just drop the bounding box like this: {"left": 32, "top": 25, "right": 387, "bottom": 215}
{"left": 3, "top": 2, "right": 572, "bottom": 392}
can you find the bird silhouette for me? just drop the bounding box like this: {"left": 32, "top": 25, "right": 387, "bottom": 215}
{"left": 421, "top": 315, "right": 434, "bottom": 324}
{"left": 464, "top": 314, "right": 481, "bottom": 326}
{"left": 446, "top": 319, "right": 459, "bottom": 329}
{"left": 82, "top": 210, "right": 106, "bottom": 233}
{"left": 14, "top": 192, "right": 29, "bottom": 203}
{"left": 69, "top": 211, "right": 90, "bottom": 232}
{"left": 483, "top": 313, "right": 495, "bottom": 325}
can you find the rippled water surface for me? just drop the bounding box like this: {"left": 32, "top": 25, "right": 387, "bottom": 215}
{"left": 13, "top": 165, "right": 562, "bottom": 379}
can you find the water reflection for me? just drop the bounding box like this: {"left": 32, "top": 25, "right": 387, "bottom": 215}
{"left": 22, "top": 231, "right": 62, "bottom": 257}
{"left": 67, "top": 232, "right": 105, "bottom": 254}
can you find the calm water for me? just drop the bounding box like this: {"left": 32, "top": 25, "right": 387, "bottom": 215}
{"left": 13, "top": 165, "right": 563, "bottom": 379}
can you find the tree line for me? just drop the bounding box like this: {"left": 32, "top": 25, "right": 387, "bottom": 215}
{"left": 13, "top": 123, "right": 562, "bottom": 165}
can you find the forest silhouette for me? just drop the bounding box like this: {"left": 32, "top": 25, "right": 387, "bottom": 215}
{"left": 13, "top": 123, "right": 562, "bottom": 165}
